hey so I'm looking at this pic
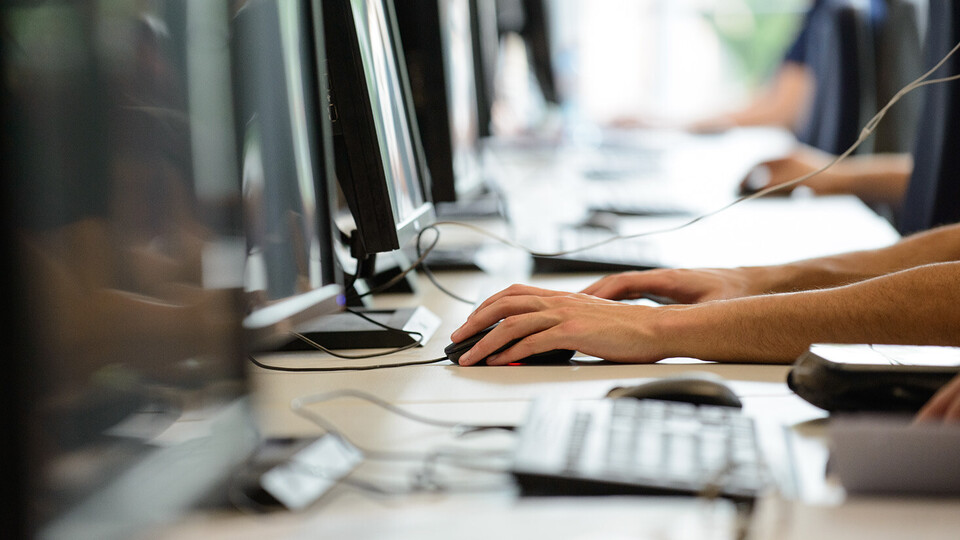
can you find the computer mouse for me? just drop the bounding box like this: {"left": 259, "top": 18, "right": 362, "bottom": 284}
{"left": 445, "top": 323, "right": 575, "bottom": 366}
{"left": 606, "top": 373, "right": 743, "bottom": 408}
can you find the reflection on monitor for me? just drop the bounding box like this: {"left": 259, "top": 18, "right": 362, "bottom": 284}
{"left": 233, "top": 0, "right": 343, "bottom": 352}
{"left": 1, "top": 2, "right": 257, "bottom": 538}
{"left": 322, "top": 0, "right": 436, "bottom": 257}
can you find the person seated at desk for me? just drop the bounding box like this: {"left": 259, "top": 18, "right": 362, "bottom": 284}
{"left": 673, "top": 0, "right": 915, "bottom": 210}
{"left": 451, "top": 220, "right": 960, "bottom": 370}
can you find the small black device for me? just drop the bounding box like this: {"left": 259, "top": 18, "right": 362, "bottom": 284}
{"left": 788, "top": 343, "right": 960, "bottom": 412}
{"left": 445, "top": 323, "right": 576, "bottom": 365}
{"left": 322, "top": 0, "right": 436, "bottom": 257}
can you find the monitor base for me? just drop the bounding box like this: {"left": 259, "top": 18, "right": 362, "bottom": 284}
{"left": 276, "top": 306, "right": 441, "bottom": 350}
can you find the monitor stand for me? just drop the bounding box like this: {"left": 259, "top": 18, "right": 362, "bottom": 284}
{"left": 276, "top": 305, "right": 441, "bottom": 351}
{"left": 287, "top": 250, "right": 440, "bottom": 351}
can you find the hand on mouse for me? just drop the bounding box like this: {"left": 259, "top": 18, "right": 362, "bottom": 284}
{"left": 580, "top": 267, "right": 763, "bottom": 304}
{"left": 450, "top": 284, "right": 680, "bottom": 365}
{"left": 739, "top": 145, "right": 842, "bottom": 195}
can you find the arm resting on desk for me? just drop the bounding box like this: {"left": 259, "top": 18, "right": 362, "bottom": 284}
{"left": 452, "top": 261, "right": 960, "bottom": 365}
{"left": 583, "top": 222, "right": 960, "bottom": 302}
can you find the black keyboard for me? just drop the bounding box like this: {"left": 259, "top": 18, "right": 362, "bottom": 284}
{"left": 511, "top": 398, "right": 771, "bottom": 502}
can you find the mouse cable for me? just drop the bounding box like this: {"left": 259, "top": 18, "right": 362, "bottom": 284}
{"left": 291, "top": 389, "right": 517, "bottom": 436}
{"left": 415, "top": 37, "right": 960, "bottom": 262}
{"left": 287, "top": 389, "right": 518, "bottom": 493}
{"left": 248, "top": 354, "right": 449, "bottom": 373}
{"left": 352, "top": 225, "right": 443, "bottom": 299}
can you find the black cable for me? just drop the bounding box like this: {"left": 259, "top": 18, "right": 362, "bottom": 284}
{"left": 416, "top": 225, "right": 477, "bottom": 305}
{"left": 359, "top": 231, "right": 440, "bottom": 298}
{"left": 248, "top": 354, "right": 449, "bottom": 373}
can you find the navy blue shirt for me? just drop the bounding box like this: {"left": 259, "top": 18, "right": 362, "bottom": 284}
{"left": 783, "top": 0, "right": 887, "bottom": 65}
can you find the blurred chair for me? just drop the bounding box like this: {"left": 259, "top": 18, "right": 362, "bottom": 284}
{"left": 873, "top": 0, "right": 928, "bottom": 154}
{"left": 897, "top": 0, "right": 960, "bottom": 234}
{"left": 797, "top": 0, "right": 879, "bottom": 156}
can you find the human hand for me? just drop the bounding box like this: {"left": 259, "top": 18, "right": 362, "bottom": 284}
{"left": 740, "top": 145, "right": 840, "bottom": 195}
{"left": 916, "top": 373, "right": 960, "bottom": 422}
{"left": 449, "top": 284, "right": 677, "bottom": 366}
{"left": 580, "top": 267, "right": 760, "bottom": 304}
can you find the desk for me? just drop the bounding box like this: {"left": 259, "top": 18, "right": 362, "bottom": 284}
{"left": 161, "top": 132, "right": 960, "bottom": 539}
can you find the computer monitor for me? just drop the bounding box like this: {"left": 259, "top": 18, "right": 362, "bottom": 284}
{"left": 233, "top": 0, "right": 344, "bottom": 353}
{"left": 496, "top": 0, "right": 559, "bottom": 105}
{"left": 0, "top": 2, "right": 258, "bottom": 537}
{"left": 321, "top": 0, "right": 436, "bottom": 259}
{"left": 470, "top": 0, "right": 501, "bottom": 139}
{"left": 316, "top": 0, "right": 443, "bottom": 349}
{"left": 396, "top": 0, "right": 484, "bottom": 205}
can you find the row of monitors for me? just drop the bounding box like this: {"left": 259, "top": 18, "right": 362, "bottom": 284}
{"left": 0, "top": 0, "right": 556, "bottom": 537}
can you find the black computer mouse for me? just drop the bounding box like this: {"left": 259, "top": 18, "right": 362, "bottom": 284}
{"left": 606, "top": 374, "right": 743, "bottom": 408}
{"left": 445, "top": 323, "right": 575, "bottom": 366}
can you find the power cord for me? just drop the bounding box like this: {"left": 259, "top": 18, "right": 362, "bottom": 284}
{"left": 291, "top": 389, "right": 517, "bottom": 438}
{"left": 286, "top": 389, "right": 518, "bottom": 497}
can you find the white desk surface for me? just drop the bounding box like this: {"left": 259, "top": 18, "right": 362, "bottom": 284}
{"left": 161, "top": 132, "right": 960, "bottom": 539}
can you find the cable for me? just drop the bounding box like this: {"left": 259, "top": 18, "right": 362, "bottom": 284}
{"left": 248, "top": 354, "right": 449, "bottom": 372}
{"left": 353, "top": 226, "right": 443, "bottom": 299}
{"left": 248, "top": 307, "right": 450, "bottom": 371}
{"left": 286, "top": 389, "right": 518, "bottom": 497}
{"left": 291, "top": 389, "right": 517, "bottom": 436}
{"left": 415, "top": 226, "right": 478, "bottom": 305}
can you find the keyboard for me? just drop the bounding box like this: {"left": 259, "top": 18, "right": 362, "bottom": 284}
{"left": 511, "top": 398, "right": 771, "bottom": 502}
{"left": 582, "top": 181, "right": 715, "bottom": 217}
{"left": 531, "top": 226, "right": 663, "bottom": 273}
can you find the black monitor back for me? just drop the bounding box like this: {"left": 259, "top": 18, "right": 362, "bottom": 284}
{"left": 396, "top": 0, "right": 457, "bottom": 203}
{"left": 470, "top": 0, "right": 500, "bottom": 138}
{"left": 396, "top": 0, "right": 483, "bottom": 204}
{"left": 898, "top": 0, "right": 960, "bottom": 235}
{"left": 322, "top": 0, "right": 436, "bottom": 257}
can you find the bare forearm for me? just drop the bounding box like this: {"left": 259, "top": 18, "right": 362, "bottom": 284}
{"left": 660, "top": 262, "right": 960, "bottom": 363}
{"left": 710, "top": 63, "right": 813, "bottom": 129}
{"left": 737, "top": 223, "right": 960, "bottom": 295}
{"left": 830, "top": 153, "right": 912, "bottom": 205}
